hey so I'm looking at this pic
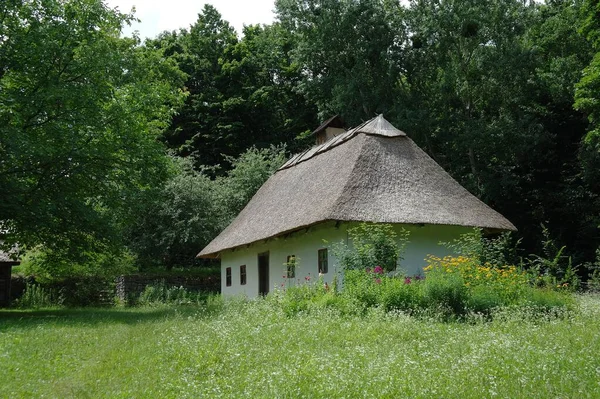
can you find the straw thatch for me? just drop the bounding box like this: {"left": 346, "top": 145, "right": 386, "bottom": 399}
{"left": 199, "top": 115, "right": 516, "bottom": 258}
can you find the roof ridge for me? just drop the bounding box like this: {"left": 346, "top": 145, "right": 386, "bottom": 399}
{"left": 277, "top": 115, "right": 402, "bottom": 172}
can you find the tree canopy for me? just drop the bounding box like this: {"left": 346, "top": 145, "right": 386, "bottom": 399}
{"left": 3, "top": 0, "right": 600, "bottom": 272}
{"left": 0, "top": 0, "right": 185, "bottom": 256}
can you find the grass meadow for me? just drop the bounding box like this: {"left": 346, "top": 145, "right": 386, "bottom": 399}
{"left": 2, "top": 295, "right": 600, "bottom": 398}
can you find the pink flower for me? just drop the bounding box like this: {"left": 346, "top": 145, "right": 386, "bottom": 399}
{"left": 374, "top": 266, "right": 384, "bottom": 274}
{"left": 375, "top": 278, "right": 382, "bottom": 284}
{"left": 305, "top": 276, "right": 311, "bottom": 281}
{"left": 404, "top": 277, "right": 412, "bottom": 285}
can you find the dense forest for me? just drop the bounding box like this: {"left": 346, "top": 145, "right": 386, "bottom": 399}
{"left": 1, "top": 0, "right": 599, "bottom": 279}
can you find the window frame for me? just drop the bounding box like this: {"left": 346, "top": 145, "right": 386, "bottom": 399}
{"left": 240, "top": 265, "right": 247, "bottom": 285}
{"left": 318, "top": 248, "right": 328, "bottom": 274}
{"left": 226, "top": 267, "right": 232, "bottom": 287}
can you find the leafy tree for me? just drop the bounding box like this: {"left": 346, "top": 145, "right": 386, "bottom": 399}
{"left": 275, "top": 0, "right": 403, "bottom": 125}
{"left": 127, "top": 146, "right": 287, "bottom": 269}
{"left": 149, "top": 6, "right": 318, "bottom": 169}
{"left": 398, "top": 0, "right": 597, "bottom": 262}
{"left": 0, "top": 0, "right": 185, "bottom": 257}
{"left": 575, "top": 0, "right": 600, "bottom": 188}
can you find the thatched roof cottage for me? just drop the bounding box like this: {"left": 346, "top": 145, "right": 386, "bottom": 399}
{"left": 199, "top": 115, "right": 515, "bottom": 297}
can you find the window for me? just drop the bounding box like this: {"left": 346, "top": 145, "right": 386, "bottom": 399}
{"left": 226, "top": 267, "right": 232, "bottom": 287}
{"left": 318, "top": 249, "right": 328, "bottom": 274}
{"left": 240, "top": 265, "right": 247, "bottom": 285}
{"left": 286, "top": 255, "right": 296, "bottom": 278}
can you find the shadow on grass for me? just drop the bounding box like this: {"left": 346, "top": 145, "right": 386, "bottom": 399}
{"left": 0, "top": 306, "right": 205, "bottom": 330}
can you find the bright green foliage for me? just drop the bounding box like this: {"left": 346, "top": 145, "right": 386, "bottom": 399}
{"left": 583, "top": 248, "right": 600, "bottom": 291}
{"left": 325, "top": 228, "right": 573, "bottom": 318}
{"left": 136, "top": 283, "right": 210, "bottom": 306}
{"left": 524, "top": 225, "right": 581, "bottom": 291}
{"left": 217, "top": 145, "right": 288, "bottom": 223}
{"left": 17, "top": 246, "right": 136, "bottom": 282}
{"left": 0, "top": 0, "right": 185, "bottom": 256}
{"left": 333, "top": 223, "right": 409, "bottom": 272}
{"left": 339, "top": 264, "right": 572, "bottom": 319}
{"left": 127, "top": 146, "right": 287, "bottom": 268}
{"left": 442, "top": 229, "right": 519, "bottom": 268}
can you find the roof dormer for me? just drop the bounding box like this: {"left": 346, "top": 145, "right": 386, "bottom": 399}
{"left": 311, "top": 115, "right": 345, "bottom": 145}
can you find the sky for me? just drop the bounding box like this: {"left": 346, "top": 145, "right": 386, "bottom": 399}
{"left": 104, "top": 0, "right": 277, "bottom": 40}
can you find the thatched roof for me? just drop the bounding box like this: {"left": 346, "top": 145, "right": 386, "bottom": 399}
{"left": 199, "top": 115, "right": 516, "bottom": 258}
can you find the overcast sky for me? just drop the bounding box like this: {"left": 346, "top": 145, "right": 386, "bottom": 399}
{"left": 104, "top": 0, "right": 277, "bottom": 39}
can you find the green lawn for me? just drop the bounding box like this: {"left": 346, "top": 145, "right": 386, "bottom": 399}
{"left": 1, "top": 296, "right": 600, "bottom": 398}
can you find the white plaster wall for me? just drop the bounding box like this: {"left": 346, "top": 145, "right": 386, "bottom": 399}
{"left": 220, "top": 222, "right": 346, "bottom": 297}
{"left": 220, "top": 222, "right": 473, "bottom": 297}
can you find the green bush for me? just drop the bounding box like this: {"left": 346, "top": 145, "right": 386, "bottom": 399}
{"left": 421, "top": 270, "right": 469, "bottom": 316}
{"left": 342, "top": 269, "right": 381, "bottom": 309}
{"left": 269, "top": 229, "right": 575, "bottom": 321}
{"left": 136, "top": 282, "right": 209, "bottom": 306}
{"left": 466, "top": 285, "right": 504, "bottom": 314}
{"left": 17, "top": 283, "right": 63, "bottom": 309}
{"left": 523, "top": 287, "right": 575, "bottom": 311}
{"left": 379, "top": 277, "right": 423, "bottom": 312}
{"left": 332, "top": 223, "right": 409, "bottom": 272}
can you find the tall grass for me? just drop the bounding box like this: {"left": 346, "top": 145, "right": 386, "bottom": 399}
{"left": 136, "top": 282, "right": 210, "bottom": 306}
{"left": 1, "top": 295, "right": 599, "bottom": 398}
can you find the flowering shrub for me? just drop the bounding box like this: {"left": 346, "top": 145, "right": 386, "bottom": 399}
{"left": 273, "top": 230, "right": 573, "bottom": 320}
{"left": 424, "top": 255, "right": 528, "bottom": 305}
{"left": 332, "top": 223, "right": 410, "bottom": 272}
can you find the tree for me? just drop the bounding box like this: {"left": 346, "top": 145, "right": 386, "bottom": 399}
{"left": 148, "top": 6, "right": 318, "bottom": 169}
{"left": 575, "top": 0, "right": 600, "bottom": 189}
{"left": 127, "top": 146, "right": 287, "bottom": 268}
{"left": 397, "top": 0, "right": 599, "bottom": 261}
{"left": 275, "top": 0, "right": 403, "bottom": 125}
{"left": 0, "top": 0, "right": 185, "bottom": 257}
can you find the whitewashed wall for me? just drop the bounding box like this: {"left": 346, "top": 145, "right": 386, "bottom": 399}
{"left": 220, "top": 222, "right": 473, "bottom": 297}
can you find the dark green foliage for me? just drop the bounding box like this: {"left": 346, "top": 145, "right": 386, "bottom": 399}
{"left": 272, "top": 0, "right": 600, "bottom": 267}
{"left": 4, "top": 0, "right": 600, "bottom": 277}
{"left": 15, "top": 277, "right": 115, "bottom": 308}
{"left": 275, "top": 0, "right": 403, "bottom": 124}
{"left": 16, "top": 283, "right": 63, "bottom": 309}
{"left": 442, "top": 229, "right": 521, "bottom": 268}
{"left": 149, "top": 6, "right": 318, "bottom": 168}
